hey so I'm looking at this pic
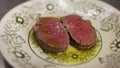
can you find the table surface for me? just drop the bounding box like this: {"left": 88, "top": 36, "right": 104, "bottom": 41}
{"left": 0, "top": 0, "right": 120, "bottom": 68}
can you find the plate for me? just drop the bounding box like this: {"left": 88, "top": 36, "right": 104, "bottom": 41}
{"left": 0, "top": 0, "right": 120, "bottom": 68}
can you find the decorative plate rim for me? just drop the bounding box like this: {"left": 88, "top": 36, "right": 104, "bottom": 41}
{"left": 0, "top": 0, "right": 120, "bottom": 68}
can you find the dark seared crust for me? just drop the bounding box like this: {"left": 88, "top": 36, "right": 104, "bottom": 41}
{"left": 70, "top": 35, "right": 95, "bottom": 50}
{"left": 33, "top": 30, "right": 68, "bottom": 53}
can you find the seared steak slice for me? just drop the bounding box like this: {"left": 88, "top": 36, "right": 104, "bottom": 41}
{"left": 61, "top": 14, "right": 97, "bottom": 49}
{"left": 33, "top": 17, "right": 69, "bottom": 53}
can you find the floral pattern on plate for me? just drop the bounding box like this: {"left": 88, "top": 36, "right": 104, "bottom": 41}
{"left": 0, "top": 0, "right": 120, "bottom": 68}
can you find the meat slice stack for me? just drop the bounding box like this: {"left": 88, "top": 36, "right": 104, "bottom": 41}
{"left": 61, "top": 14, "right": 97, "bottom": 49}
{"left": 32, "top": 14, "right": 97, "bottom": 53}
{"left": 33, "top": 17, "right": 69, "bottom": 53}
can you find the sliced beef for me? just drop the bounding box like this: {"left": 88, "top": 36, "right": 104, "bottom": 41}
{"left": 33, "top": 17, "right": 69, "bottom": 53}
{"left": 61, "top": 14, "right": 97, "bottom": 49}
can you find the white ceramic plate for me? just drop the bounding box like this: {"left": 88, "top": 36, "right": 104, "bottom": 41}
{"left": 0, "top": 0, "right": 120, "bottom": 68}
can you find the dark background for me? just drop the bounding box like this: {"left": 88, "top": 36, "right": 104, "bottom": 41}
{"left": 0, "top": 0, "right": 120, "bottom": 20}
{"left": 0, "top": 0, "right": 120, "bottom": 68}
